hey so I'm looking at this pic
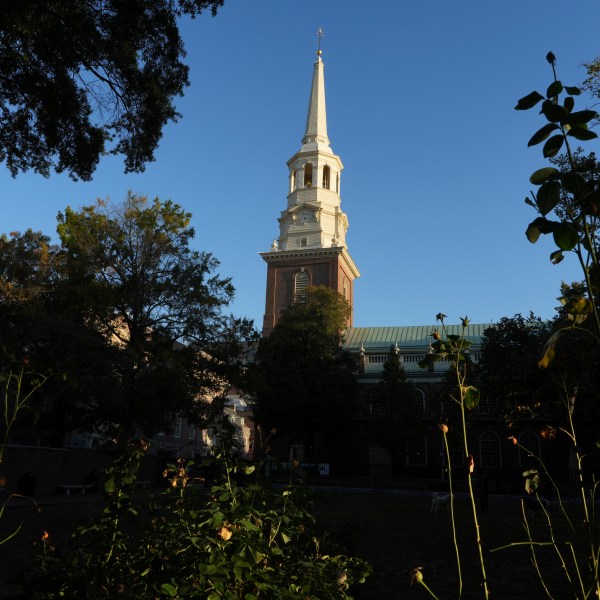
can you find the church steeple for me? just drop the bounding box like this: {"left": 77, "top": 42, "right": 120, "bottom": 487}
{"left": 260, "top": 37, "right": 359, "bottom": 335}
{"left": 301, "top": 49, "right": 330, "bottom": 152}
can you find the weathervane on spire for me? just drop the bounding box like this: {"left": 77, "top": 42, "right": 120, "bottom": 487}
{"left": 316, "top": 27, "right": 324, "bottom": 55}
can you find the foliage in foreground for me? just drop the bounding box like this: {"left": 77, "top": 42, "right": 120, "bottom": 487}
{"left": 23, "top": 441, "right": 371, "bottom": 599}
{"left": 410, "top": 53, "right": 600, "bottom": 600}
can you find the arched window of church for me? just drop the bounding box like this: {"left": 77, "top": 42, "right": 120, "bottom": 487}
{"left": 323, "top": 165, "right": 330, "bottom": 189}
{"left": 291, "top": 170, "right": 296, "bottom": 192}
{"left": 294, "top": 269, "right": 310, "bottom": 303}
{"left": 479, "top": 431, "right": 502, "bottom": 469}
{"left": 518, "top": 431, "right": 541, "bottom": 469}
{"left": 414, "top": 388, "right": 426, "bottom": 413}
{"left": 336, "top": 173, "right": 340, "bottom": 193}
{"left": 304, "top": 163, "right": 313, "bottom": 188}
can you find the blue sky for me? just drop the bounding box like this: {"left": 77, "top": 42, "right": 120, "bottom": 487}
{"left": 1, "top": 1, "right": 599, "bottom": 329}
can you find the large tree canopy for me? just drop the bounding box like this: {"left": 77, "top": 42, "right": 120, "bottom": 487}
{"left": 368, "top": 346, "right": 421, "bottom": 463}
{"left": 0, "top": 194, "right": 255, "bottom": 443}
{"left": 249, "top": 286, "right": 359, "bottom": 457}
{"left": 0, "top": 0, "right": 223, "bottom": 180}
{"left": 476, "top": 313, "right": 553, "bottom": 429}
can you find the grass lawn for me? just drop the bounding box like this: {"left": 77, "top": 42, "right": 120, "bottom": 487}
{"left": 0, "top": 488, "right": 593, "bottom": 599}
{"left": 311, "top": 490, "right": 590, "bottom": 600}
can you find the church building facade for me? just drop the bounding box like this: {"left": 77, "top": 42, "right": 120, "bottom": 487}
{"left": 258, "top": 45, "right": 588, "bottom": 489}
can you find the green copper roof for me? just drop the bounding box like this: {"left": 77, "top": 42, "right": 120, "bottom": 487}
{"left": 342, "top": 324, "right": 490, "bottom": 351}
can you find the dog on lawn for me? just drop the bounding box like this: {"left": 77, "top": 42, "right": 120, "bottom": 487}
{"left": 431, "top": 491, "right": 450, "bottom": 514}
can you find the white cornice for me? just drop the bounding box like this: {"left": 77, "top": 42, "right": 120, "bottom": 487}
{"left": 259, "top": 246, "right": 360, "bottom": 279}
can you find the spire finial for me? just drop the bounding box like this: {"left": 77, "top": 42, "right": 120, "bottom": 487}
{"left": 316, "top": 27, "right": 324, "bottom": 56}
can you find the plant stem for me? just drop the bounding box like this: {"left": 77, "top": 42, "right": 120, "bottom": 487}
{"left": 442, "top": 430, "right": 463, "bottom": 597}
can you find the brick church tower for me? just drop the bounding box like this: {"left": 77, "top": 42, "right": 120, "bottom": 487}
{"left": 260, "top": 44, "right": 359, "bottom": 335}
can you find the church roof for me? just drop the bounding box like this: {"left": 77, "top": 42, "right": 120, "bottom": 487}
{"left": 342, "top": 324, "right": 490, "bottom": 351}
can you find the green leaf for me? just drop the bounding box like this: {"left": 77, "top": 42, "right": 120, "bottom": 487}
{"left": 561, "top": 171, "right": 585, "bottom": 194}
{"left": 524, "top": 471, "right": 541, "bottom": 494}
{"left": 566, "top": 110, "right": 598, "bottom": 124}
{"left": 563, "top": 297, "right": 593, "bottom": 324}
{"left": 463, "top": 386, "right": 480, "bottom": 410}
{"left": 540, "top": 99, "right": 565, "bottom": 122}
{"left": 527, "top": 123, "right": 559, "bottom": 147}
{"left": 568, "top": 126, "right": 598, "bottom": 141}
{"left": 550, "top": 250, "right": 564, "bottom": 264}
{"left": 529, "top": 167, "right": 559, "bottom": 185}
{"left": 543, "top": 134, "right": 564, "bottom": 158}
{"left": 104, "top": 478, "right": 116, "bottom": 494}
{"left": 564, "top": 85, "right": 581, "bottom": 95}
{"left": 243, "top": 465, "right": 256, "bottom": 475}
{"left": 239, "top": 518, "right": 260, "bottom": 531}
{"left": 536, "top": 329, "right": 561, "bottom": 368}
{"left": 536, "top": 181, "right": 561, "bottom": 215}
{"left": 249, "top": 547, "right": 265, "bottom": 563}
{"left": 525, "top": 217, "right": 560, "bottom": 243}
{"left": 553, "top": 223, "right": 579, "bottom": 250}
{"left": 160, "top": 583, "right": 178, "bottom": 597}
{"left": 515, "top": 90, "right": 544, "bottom": 110}
{"left": 546, "top": 80, "right": 563, "bottom": 98}
{"left": 563, "top": 96, "right": 574, "bottom": 113}
{"left": 281, "top": 532, "right": 291, "bottom": 544}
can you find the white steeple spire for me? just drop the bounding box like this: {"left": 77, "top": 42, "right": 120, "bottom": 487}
{"left": 301, "top": 48, "right": 331, "bottom": 152}
{"left": 259, "top": 33, "right": 359, "bottom": 335}
{"left": 270, "top": 39, "right": 351, "bottom": 254}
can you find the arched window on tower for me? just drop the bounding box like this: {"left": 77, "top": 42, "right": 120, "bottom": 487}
{"left": 336, "top": 173, "right": 340, "bottom": 193}
{"left": 304, "top": 164, "right": 313, "bottom": 188}
{"left": 294, "top": 269, "right": 310, "bottom": 303}
{"left": 323, "top": 165, "right": 330, "bottom": 190}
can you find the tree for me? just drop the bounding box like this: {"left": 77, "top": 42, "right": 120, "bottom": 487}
{"left": 0, "top": 0, "right": 224, "bottom": 181}
{"left": 249, "top": 286, "right": 359, "bottom": 460}
{"left": 582, "top": 57, "right": 600, "bottom": 126}
{"left": 476, "top": 313, "right": 553, "bottom": 429}
{"left": 0, "top": 194, "right": 256, "bottom": 443}
{"left": 516, "top": 53, "right": 600, "bottom": 332}
{"left": 368, "top": 345, "right": 422, "bottom": 467}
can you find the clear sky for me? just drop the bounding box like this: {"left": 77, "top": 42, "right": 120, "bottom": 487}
{"left": 1, "top": 1, "right": 599, "bottom": 330}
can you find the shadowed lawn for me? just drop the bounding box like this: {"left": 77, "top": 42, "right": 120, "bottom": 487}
{"left": 0, "top": 489, "right": 592, "bottom": 599}
{"left": 312, "top": 490, "right": 590, "bottom": 600}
